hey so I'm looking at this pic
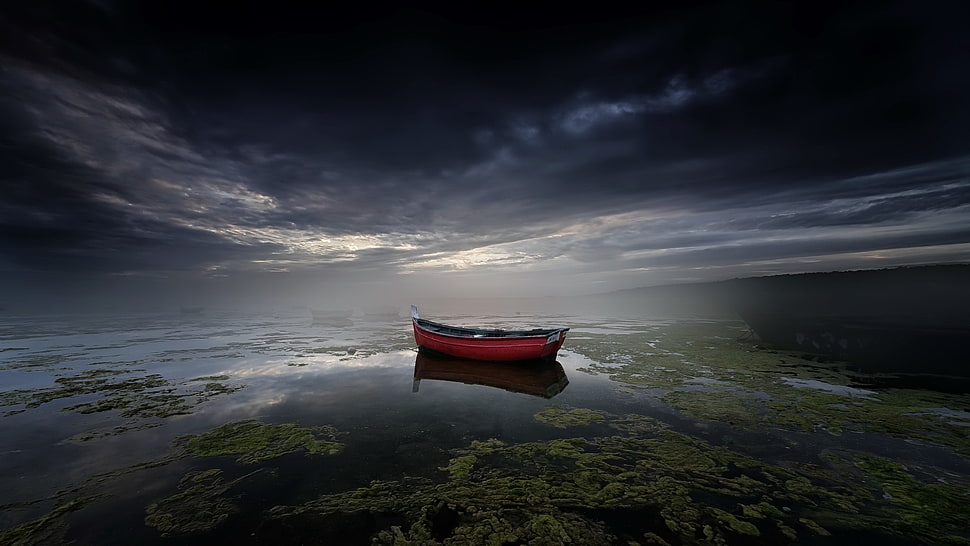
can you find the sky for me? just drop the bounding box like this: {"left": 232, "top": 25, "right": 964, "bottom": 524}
{"left": 1, "top": 2, "right": 969, "bottom": 310}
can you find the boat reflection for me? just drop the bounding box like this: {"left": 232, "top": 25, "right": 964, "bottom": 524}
{"left": 412, "top": 351, "right": 569, "bottom": 398}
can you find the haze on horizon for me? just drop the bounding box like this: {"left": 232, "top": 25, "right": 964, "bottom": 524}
{"left": 1, "top": 2, "right": 969, "bottom": 312}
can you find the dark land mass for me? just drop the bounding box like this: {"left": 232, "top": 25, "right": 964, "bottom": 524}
{"left": 595, "top": 264, "right": 970, "bottom": 376}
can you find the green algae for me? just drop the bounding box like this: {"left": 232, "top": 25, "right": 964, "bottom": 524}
{"left": 469, "top": 438, "right": 506, "bottom": 451}
{"left": 740, "top": 501, "right": 785, "bottom": 519}
{"left": 262, "top": 412, "right": 855, "bottom": 544}
{"left": 180, "top": 420, "right": 344, "bottom": 464}
{"left": 0, "top": 351, "right": 78, "bottom": 372}
{"left": 0, "top": 496, "right": 102, "bottom": 546}
{"left": 298, "top": 492, "right": 616, "bottom": 546}
{"left": 1, "top": 369, "right": 128, "bottom": 409}
{"left": 260, "top": 405, "right": 970, "bottom": 544}
{"left": 443, "top": 455, "right": 477, "bottom": 479}
{"left": 2, "top": 418, "right": 349, "bottom": 542}
{"left": 4, "top": 317, "right": 969, "bottom": 544}
{"left": 852, "top": 455, "right": 970, "bottom": 542}
{"left": 660, "top": 388, "right": 766, "bottom": 430}
{"left": 0, "top": 368, "right": 245, "bottom": 436}
{"left": 145, "top": 468, "right": 258, "bottom": 537}
{"left": 569, "top": 320, "right": 970, "bottom": 462}
{"left": 0, "top": 367, "right": 247, "bottom": 445}
{"left": 188, "top": 375, "right": 230, "bottom": 382}
{"left": 0, "top": 446, "right": 193, "bottom": 540}
{"left": 533, "top": 405, "right": 606, "bottom": 428}
{"left": 709, "top": 507, "right": 759, "bottom": 536}
{"left": 62, "top": 421, "right": 163, "bottom": 443}
{"left": 798, "top": 517, "right": 832, "bottom": 536}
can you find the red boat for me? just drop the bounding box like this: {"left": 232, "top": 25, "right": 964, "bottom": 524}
{"left": 411, "top": 305, "right": 569, "bottom": 362}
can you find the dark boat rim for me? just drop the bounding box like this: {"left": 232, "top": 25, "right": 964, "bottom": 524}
{"left": 413, "top": 317, "right": 569, "bottom": 340}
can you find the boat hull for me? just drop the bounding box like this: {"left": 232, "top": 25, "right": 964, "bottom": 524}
{"left": 413, "top": 322, "right": 566, "bottom": 361}
{"left": 410, "top": 307, "right": 568, "bottom": 362}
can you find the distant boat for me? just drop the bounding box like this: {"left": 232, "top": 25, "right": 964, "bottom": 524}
{"left": 410, "top": 305, "right": 569, "bottom": 362}
{"left": 413, "top": 351, "right": 569, "bottom": 398}
{"left": 180, "top": 306, "right": 204, "bottom": 315}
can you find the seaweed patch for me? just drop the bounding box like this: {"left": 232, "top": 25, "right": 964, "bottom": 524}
{"left": 180, "top": 420, "right": 344, "bottom": 464}
{"left": 0, "top": 368, "right": 245, "bottom": 439}
{"left": 145, "top": 468, "right": 258, "bottom": 537}
{"left": 569, "top": 320, "right": 970, "bottom": 460}
{"left": 0, "top": 496, "right": 103, "bottom": 546}
{"left": 533, "top": 405, "right": 607, "bottom": 428}
{"left": 262, "top": 410, "right": 970, "bottom": 544}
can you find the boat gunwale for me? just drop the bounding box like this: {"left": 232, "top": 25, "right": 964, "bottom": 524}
{"left": 414, "top": 317, "right": 569, "bottom": 340}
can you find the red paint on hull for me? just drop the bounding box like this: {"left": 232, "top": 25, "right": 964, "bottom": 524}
{"left": 411, "top": 313, "right": 568, "bottom": 362}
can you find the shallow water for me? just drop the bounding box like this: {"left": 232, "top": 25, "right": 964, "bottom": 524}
{"left": 1, "top": 307, "right": 969, "bottom": 545}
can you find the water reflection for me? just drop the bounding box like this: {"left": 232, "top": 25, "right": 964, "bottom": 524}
{"left": 309, "top": 308, "right": 355, "bottom": 326}
{"left": 5, "top": 310, "right": 970, "bottom": 544}
{"left": 412, "top": 351, "right": 569, "bottom": 398}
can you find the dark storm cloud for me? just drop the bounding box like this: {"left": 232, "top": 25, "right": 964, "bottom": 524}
{"left": 0, "top": 59, "right": 287, "bottom": 275}
{"left": 1, "top": 0, "right": 969, "bottom": 303}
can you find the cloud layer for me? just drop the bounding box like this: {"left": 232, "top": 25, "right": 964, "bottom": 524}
{"left": 1, "top": 2, "right": 969, "bottom": 308}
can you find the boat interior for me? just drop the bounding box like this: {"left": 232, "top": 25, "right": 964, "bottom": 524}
{"left": 415, "top": 318, "right": 567, "bottom": 338}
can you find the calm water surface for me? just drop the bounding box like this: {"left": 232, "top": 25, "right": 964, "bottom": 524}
{"left": 1, "top": 306, "right": 968, "bottom": 545}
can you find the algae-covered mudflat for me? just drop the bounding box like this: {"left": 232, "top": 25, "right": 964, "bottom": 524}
{"left": 1, "top": 307, "right": 969, "bottom": 545}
